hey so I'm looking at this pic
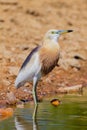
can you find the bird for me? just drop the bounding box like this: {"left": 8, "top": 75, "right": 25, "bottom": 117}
{"left": 15, "top": 29, "right": 73, "bottom": 106}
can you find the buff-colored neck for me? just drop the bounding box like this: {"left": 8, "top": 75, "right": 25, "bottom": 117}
{"left": 42, "top": 37, "right": 60, "bottom": 50}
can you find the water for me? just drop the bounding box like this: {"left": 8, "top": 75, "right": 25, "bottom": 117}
{"left": 0, "top": 94, "right": 87, "bottom": 130}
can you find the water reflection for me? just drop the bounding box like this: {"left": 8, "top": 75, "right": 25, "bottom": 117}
{"left": 14, "top": 104, "right": 38, "bottom": 130}
{"left": 1, "top": 94, "right": 87, "bottom": 130}
{"left": 33, "top": 105, "right": 38, "bottom": 130}
{"left": 14, "top": 95, "right": 87, "bottom": 130}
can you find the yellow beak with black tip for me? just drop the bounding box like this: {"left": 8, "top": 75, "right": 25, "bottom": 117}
{"left": 58, "top": 30, "right": 73, "bottom": 35}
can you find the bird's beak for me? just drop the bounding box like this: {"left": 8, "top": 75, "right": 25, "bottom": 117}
{"left": 59, "top": 30, "right": 73, "bottom": 35}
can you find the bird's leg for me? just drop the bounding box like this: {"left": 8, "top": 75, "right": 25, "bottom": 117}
{"left": 33, "top": 76, "right": 38, "bottom": 106}
{"left": 33, "top": 100, "right": 38, "bottom": 119}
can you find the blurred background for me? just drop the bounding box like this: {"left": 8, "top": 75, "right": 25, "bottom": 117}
{"left": 0, "top": 0, "right": 87, "bottom": 103}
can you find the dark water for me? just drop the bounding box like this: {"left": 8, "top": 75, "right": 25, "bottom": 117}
{"left": 0, "top": 94, "right": 87, "bottom": 130}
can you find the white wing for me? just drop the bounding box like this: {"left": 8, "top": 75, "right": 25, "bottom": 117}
{"left": 15, "top": 47, "right": 41, "bottom": 88}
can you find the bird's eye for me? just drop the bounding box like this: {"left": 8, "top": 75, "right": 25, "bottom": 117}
{"left": 51, "top": 31, "right": 55, "bottom": 34}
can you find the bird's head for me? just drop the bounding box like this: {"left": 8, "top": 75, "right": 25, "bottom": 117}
{"left": 45, "top": 29, "right": 73, "bottom": 41}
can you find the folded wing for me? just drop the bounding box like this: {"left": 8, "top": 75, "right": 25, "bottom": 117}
{"left": 15, "top": 46, "right": 41, "bottom": 88}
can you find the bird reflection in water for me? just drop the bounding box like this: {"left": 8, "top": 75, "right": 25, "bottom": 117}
{"left": 33, "top": 105, "right": 38, "bottom": 130}
{"left": 14, "top": 105, "right": 38, "bottom": 130}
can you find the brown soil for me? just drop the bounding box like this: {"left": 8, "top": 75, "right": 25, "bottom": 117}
{"left": 0, "top": 0, "right": 87, "bottom": 106}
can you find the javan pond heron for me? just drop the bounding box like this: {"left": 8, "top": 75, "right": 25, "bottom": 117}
{"left": 15, "top": 29, "right": 73, "bottom": 107}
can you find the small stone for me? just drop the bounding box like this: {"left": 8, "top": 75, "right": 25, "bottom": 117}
{"left": 50, "top": 99, "right": 61, "bottom": 106}
{"left": 6, "top": 91, "right": 17, "bottom": 105}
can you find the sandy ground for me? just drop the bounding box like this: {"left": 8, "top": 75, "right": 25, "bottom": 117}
{"left": 0, "top": 0, "right": 87, "bottom": 106}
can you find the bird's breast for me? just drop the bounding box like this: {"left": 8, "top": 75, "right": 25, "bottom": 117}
{"left": 39, "top": 46, "right": 60, "bottom": 75}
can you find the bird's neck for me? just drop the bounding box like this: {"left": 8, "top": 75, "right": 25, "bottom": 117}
{"left": 42, "top": 37, "right": 60, "bottom": 50}
{"left": 51, "top": 36, "right": 58, "bottom": 42}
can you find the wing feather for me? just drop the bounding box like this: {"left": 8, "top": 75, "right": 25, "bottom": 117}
{"left": 20, "top": 46, "right": 40, "bottom": 70}
{"left": 15, "top": 46, "right": 41, "bottom": 88}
